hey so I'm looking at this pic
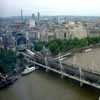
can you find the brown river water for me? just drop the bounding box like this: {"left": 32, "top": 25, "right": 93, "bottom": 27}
{"left": 0, "top": 71, "right": 100, "bottom": 100}
{"left": 63, "top": 48, "right": 100, "bottom": 74}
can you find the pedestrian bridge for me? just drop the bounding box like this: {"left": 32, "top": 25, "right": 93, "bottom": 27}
{"left": 19, "top": 49, "right": 100, "bottom": 89}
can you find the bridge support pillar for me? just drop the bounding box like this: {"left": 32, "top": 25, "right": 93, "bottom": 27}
{"left": 46, "top": 68, "right": 49, "bottom": 72}
{"left": 34, "top": 63, "right": 35, "bottom": 68}
{"left": 99, "top": 96, "right": 100, "bottom": 100}
{"left": 79, "top": 67, "right": 83, "bottom": 87}
{"left": 61, "top": 74, "right": 64, "bottom": 79}
{"left": 80, "top": 82, "right": 83, "bottom": 87}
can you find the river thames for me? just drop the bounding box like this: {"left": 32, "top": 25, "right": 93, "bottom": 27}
{"left": 0, "top": 71, "right": 100, "bottom": 100}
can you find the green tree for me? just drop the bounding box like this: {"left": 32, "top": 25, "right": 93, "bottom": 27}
{"left": 0, "top": 49, "right": 16, "bottom": 74}
{"left": 48, "top": 36, "right": 100, "bottom": 55}
{"left": 34, "top": 41, "right": 44, "bottom": 51}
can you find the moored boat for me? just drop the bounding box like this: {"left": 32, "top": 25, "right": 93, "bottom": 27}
{"left": 84, "top": 48, "right": 92, "bottom": 53}
{"left": 21, "top": 67, "right": 35, "bottom": 75}
{"left": 0, "top": 75, "right": 18, "bottom": 89}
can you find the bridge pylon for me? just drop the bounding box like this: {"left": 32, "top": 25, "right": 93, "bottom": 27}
{"left": 79, "top": 67, "right": 83, "bottom": 87}
{"left": 59, "top": 53, "right": 64, "bottom": 79}
{"left": 44, "top": 55, "right": 49, "bottom": 72}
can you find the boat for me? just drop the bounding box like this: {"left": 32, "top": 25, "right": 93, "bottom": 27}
{"left": 0, "top": 75, "right": 18, "bottom": 89}
{"left": 84, "top": 48, "right": 92, "bottom": 53}
{"left": 21, "top": 67, "right": 35, "bottom": 75}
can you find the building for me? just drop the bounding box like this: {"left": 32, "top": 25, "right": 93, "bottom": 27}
{"left": 16, "top": 32, "right": 27, "bottom": 50}
{"left": 50, "top": 21, "right": 88, "bottom": 40}
{"left": 85, "top": 21, "right": 100, "bottom": 37}
{"left": 37, "top": 10, "right": 40, "bottom": 25}
{"left": 28, "top": 13, "right": 36, "bottom": 28}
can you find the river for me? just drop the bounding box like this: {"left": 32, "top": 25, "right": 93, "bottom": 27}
{"left": 63, "top": 48, "right": 100, "bottom": 74}
{"left": 0, "top": 71, "right": 100, "bottom": 100}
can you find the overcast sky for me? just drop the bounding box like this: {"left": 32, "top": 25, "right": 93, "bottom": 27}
{"left": 0, "top": 0, "right": 100, "bottom": 17}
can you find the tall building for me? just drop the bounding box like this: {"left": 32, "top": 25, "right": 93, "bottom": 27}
{"left": 37, "top": 10, "right": 40, "bottom": 25}
{"left": 28, "top": 13, "right": 36, "bottom": 27}
{"left": 21, "top": 9, "right": 23, "bottom": 22}
{"left": 32, "top": 13, "right": 35, "bottom": 20}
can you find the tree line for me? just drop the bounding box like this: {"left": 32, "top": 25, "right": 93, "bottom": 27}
{"left": 0, "top": 49, "right": 16, "bottom": 74}
{"left": 34, "top": 37, "right": 100, "bottom": 55}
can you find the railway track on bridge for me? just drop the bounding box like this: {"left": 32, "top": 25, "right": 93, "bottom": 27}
{"left": 18, "top": 49, "right": 100, "bottom": 89}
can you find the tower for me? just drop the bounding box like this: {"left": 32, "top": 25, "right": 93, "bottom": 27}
{"left": 32, "top": 13, "right": 35, "bottom": 20}
{"left": 21, "top": 8, "right": 23, "bottom": 22}
{"left": 28, "top": 13, "right": 36, "bottom": 27}
{"left": 37, "top": 10, "right": 40, "bottom": 25}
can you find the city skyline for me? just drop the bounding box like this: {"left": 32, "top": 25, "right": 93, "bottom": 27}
{"left": 1, "top": 0, "right": 100, "bottom": 17}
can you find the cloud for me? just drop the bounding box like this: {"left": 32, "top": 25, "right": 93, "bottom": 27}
{"left": 0, "top": 0, "right": 100, "bottom": 17}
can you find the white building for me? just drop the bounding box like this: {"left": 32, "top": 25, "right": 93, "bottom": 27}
{"left": 28, "top": 19, "right": 35, "bottom": 28}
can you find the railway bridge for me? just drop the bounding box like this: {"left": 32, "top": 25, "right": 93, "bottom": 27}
{"left": 18, "top": 49, "right": 100, "bottom": 90}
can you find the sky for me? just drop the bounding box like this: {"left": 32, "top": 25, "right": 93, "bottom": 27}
{"left": 0, "top": 0, "right": 100, "bottom": 17}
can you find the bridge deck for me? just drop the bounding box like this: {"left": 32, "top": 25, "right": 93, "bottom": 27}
{"left": 21, "top": 50, "right": 100, "bottom": 89}
{"left": 30, "top": 59, "right": 100, "bottom": 89}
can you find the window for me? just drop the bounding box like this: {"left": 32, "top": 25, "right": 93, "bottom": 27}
{"left": 64, "top": 32, "right": 66, "bottom": 38}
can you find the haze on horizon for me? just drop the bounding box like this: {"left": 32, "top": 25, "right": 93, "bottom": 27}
{"left": 0, "top": 0, "right": 100, "bottom": 17}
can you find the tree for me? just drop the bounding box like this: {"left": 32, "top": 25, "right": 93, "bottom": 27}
{"left": 34, "top": 41, "right": 44, "bottom": 51}
{"left": 48, "top": 36, "right": 100, "bottom": 55}
{"left": 0, "top": 49, "right": 16, "bottom": 74}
